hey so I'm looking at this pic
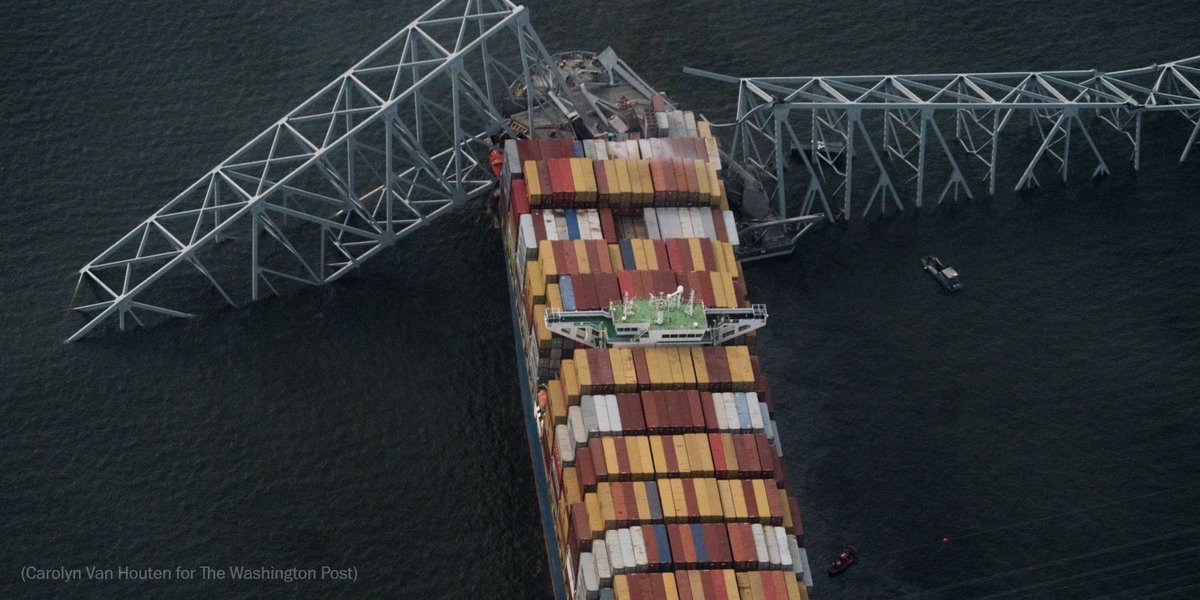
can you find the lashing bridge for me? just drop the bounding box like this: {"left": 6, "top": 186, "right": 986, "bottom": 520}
{"left": 685, "top": 57, "right": 1200, "bottom": 220}
{"left": 66, "top": 0, "right": 1198, "bottom": 340}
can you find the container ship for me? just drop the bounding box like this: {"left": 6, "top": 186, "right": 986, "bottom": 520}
{"left": 497, "top": 50, "right": 815, "bottom": 600}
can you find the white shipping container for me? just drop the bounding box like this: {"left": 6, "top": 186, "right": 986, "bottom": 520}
{"left": 724, "top": 393, "right": 740, "bottom": 432}
{"left": 589, "top": 210, "right": 603, "bottom": 240}
{"left": 798, "top": 547, "right": 814, "bottom": 592}
{"left": 705, "top": 137, "right": 722, "bottom": 170}
{"left": 505, "top": 139, "right": 522, "bottom": 175}
{"left": 557, "top": 424, "right": 575, "bottom": 464}
{"left": 630, "top": 526, "right": 649, "bottom": 571}
{"left": 582, "top": 396, "right": 600, "bottom": 437}
{"left": 711, "top": 393, "right": 729, "bottom": 431}
{"left": 787, "top": 535, "right": 803, "bottom": 577}
{"left": 643, "top": 208, "right": 661, "bottom": 240}
{"left": 574, "top": 562, "right": 587, "bottom": 600}
{"left": 747, "top": 393, "right": 764, "bottom": 430}
{"left": 772, "top": 420, "right": 783, "bottom": 456}
{"left": 618, "top": 529, "right": 636, "bottom": 574}
{"left": 581, "top": 552, "right": 599, "bottom": 596}
{"left": 569, "top": 405, "right": 586, "bottom": 446}
{"left": 764, "top": 524, "right": 781, "bottom": 566}
{"left": 595, "top": 393, "right": 611, "bottom": 433}
{"left": 775, "top": 527, "right": 793, "bottom": 568}
{"left": 722, "top": 211, "right": 739, "bottom": 246}
{"left": 605, "top": 395, "right": 622, "bottom": 433}
{"left": 628, "top": 140, "right": 641, "bottom": 160}
{"left": 638, "top": 140, "right": 653, "bottom": 160}
{"left": 543, "top": 211, "right": 558, "bottom": 241}
{"left": 594, "top": 538, "right": 612, "bottom": 583}
{"left": 697, "top": 207, "right": 716, "bottom": 240}
{"left": 685, "top": 111, "right": 698, "bottom": 137}
{"left": 605, "top": 531, "right": 624, "bottom": 573}
{"left": 595, "top": 141, "right": 609, "bottom": 161}
{"left": 751, "top": 524, "right": 770, "bottom": 566}
{"left": 680, "top": 208, "right": 694, "bottom": 238}
{"left": 655, "top": 112, "right": 670, "bottom": 135}
{"left": 520, "top": 214, "right": 537, "bottom": 258}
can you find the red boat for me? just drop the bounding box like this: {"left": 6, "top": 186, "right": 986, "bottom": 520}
{"left": 829, "top": 545, "right": 859, "bottom": 577}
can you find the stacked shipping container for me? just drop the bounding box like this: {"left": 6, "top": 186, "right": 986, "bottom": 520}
{"left": 502, "top": 106, "right": 812, "bottom": 600}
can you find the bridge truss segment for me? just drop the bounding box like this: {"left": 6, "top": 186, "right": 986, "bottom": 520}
{"left": 68, "top": 0, "right": 564, "bottom": 342}
{"left": 685, "top": 55, "right": 1200, "bottom": 220}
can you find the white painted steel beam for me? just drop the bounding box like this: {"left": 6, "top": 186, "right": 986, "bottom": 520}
{"left": 69, "top": 0, "right": 561, "bottom": 341}
{"left": 685, "top": 55, "right": 1200, "bottom": 221}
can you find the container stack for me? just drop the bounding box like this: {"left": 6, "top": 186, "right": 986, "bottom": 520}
{"left": 501, "top": 113, "right": 809, "bottom": 600}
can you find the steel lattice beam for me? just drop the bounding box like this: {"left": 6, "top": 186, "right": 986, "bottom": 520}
{"left": 686, "top": 55, "right": 1200, "bottom": 220}
{"left": 68, "top": 0, "right": 563, "bottom": 341}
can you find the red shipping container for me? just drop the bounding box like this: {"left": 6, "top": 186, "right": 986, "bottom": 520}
{"left": 594, "top": 160, "right": 610, "bottom": 205}
{"left": 672, "top": 160, "right": 689, "bottom": 205}
{"left": 617, "top": 394, "right": 646, "bottom": 434}
{"left": 733, "top": 434, "right": 762, "bottom": 477}
{"left": 510, "top": 179, "right": 529, "bottom": 216}
{"left": 708, "top": 433, "right": 729, "bottom": 476}
{"left": 773, "top": 453, "right": 788, "bottom": 490}
{"left": 701, "top": 396, "right": 720, "bottom": 431}
{"left": 641, "top": 393, "right": 661, "bottom": 433}
{"left": 576, "top": 446, "right": 597, "bottom": 491}
{"left": 570, "top": 501, "right": 591, "bottom": 550}
{"left": 536, "top": 161, "right": 552, "bottom": 205}
{"left": 594, "top": 240, "right": 614, "bottom": 273}
{"left": 711, "top": 209, "right": 728, "bottom": 243}
{"left": 703, "top": 523, "right": 731, "bottom": 566}
{"left": 617, "top": 270, "right": 636, "bottom": 301}
{"left": 667, "top": 526, "right": 686, "bottom": 566}
{"left": 686, "top": 390, "right": 705, "bottom": 432}
{"left": 633, "top": 349, "right": 650, "bottom": 388}
{"left": 699, "top": 240, "right": 717, "bottom": 272}
{"left": 587, "top": 438, "right": 608, "bottom": 481}
{"left": 704, "top": 569, "right": 728, "bottom": 600}
{"left": 754, "top": 433, "right": 776, "bottom": 478}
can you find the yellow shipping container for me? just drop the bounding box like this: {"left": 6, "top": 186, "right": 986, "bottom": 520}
{"left": 661, "top": 572, "right": 680, "bottom": 600}
{"left": 693, "top": 478, "right": 711, "bottom": 520}
{"left": 643, "top": 239, "right": 661, "bottom": 271}
{"left": 524, "top": 160, "right": 542, "bottom": 205}
{"left": 526, "top": 260, "right": 546, "bottom": 303}
{"left": 717, "top": 480, "right": 734, "bottom": 519}
{"left": 602, "top": 437, "right": 619, "bottom": 478}
{"left": 706, "top": 479, "right": 724, "bottom": 519}
{"left": 546, "top": 282, "right": 562, "bottom": 310}
{"left": 694, "top": 160, "right": 711, "bottom": 202}
{"left": 726, "top": 345, "right": 755, "bottom": 391}
{"left": 637, "top": 160, "right": 654, "bottom": 205}
{"left": 656, "top": 478, "right": 675, "bottom": 520}
{"left": 649, "top": 436, "right": 669, "bottom": 475}
{"left": 575, "top": 349, "right": 592, "bottom": 395}
{"left": 533, "top": 304, "right": 552, "bottom": 349}
{"left": 752, "top": 479, "right": 772, "bottom": 519}
{"left": 574, "top": 239, "right": 590, "bottom": 274}
{"left": 690, "top": 347, "right": 710, "bottom": 389}
{"left": 633, "top": 480, "right": 651, "bottom": 521}
{"left": 687, "top": 433, "right": 714, "bottom": 475}
{"left": 608, "top": 243, "right": 624, "bottom": 271}
{"left": 602, "top": 159, "right": 618, "bottom": 207}
{"left": 721, "top": 434, "right": 740, "bottom": 474}
{"left": 731, "top": 481, "right": 749, "bottom": 519}
{"left": 672, "top": 436, "right": 692, "bottom": 474}
{"left": 562, "top": 467, "right": 581, "bottom": 506}
{"left": 678, "top": 347, "right": 697, "bottom": 387}
{"left": 611, "top": 158, "right": 629, "bottom": 206}
{"left": 547, "top": 378, "right": 566, "bottom": 425}
{"left": 598, "top": 482, "right": 616, "bottom": 528}
{"left": 631, "top": 238, "right": 648, "bottom": 271}
{"left": 785, "top": 573, "right": 806, "bottom": 600}
{"left": 585, "top": 492, "right": 604, "bottom": 537}
{"left": 698, "top": 119, "right": 713, "bottom": 139}
{"left": 562, "top": 358, "right": 581, "bottom": 403}
{"left": 579, "top": 158, "right": 598, "bottom": 203}
{"left": 736, "top": 572, "right": 752, "bottom": 599}
{"left": 620, "top": 348, "right": 638, "bottom": 391}
{"left": 538, "top": 239, "right": 557, "bottom": 279}
{"left": 613, "top": 574, "right": 630, "bottom": 600}
{"left": 635, "top": 436, "right": 655, "bottom": 478}
{"left": 669, "top": 479, "right": 689, "bottom": 520}
{"left": 624, "top": 158, "right": 641, "bottom": 204}
{"left": 688, "top": 238, "right": 705, "bottom": 271}
{"left": 721, "top": 570, "right": 740, "bottom": 600}
{"left": 665, "top": 347, "right": 683, "bottom": 387}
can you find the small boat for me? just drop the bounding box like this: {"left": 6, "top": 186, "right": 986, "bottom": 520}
{"left": 829, "top": 544, "right": 859, "bottom": 577}
{"left": 921, "top": 255, "right": 963, "bottom": 292}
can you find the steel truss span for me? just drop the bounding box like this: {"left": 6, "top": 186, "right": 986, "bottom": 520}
{"left": 686, "top": 55, "right": 1200, "bottom": 220}
{"left": 67, "top": 0, "right": 560, "bottom": 342}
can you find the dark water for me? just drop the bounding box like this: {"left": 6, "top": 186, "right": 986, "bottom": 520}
{"left": 2, "top": 1, "right": 1198, "bottom": 598}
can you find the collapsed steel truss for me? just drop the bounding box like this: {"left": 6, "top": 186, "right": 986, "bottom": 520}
{"left": 686, "top": 56, "right": 1200, "bottom": 219}
{"left": 68, "top": 0, "right": 561, "bottom": 341}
